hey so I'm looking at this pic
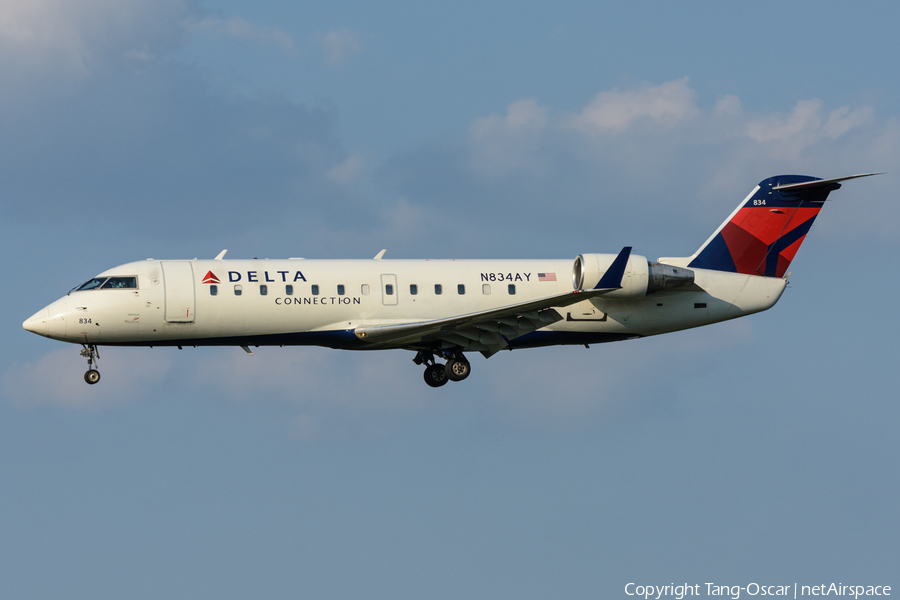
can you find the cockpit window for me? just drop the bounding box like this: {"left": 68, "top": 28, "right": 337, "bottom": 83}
{"left": 76, "top": 278, "right": 108, "bottom": 291}
{"left": 75, "top": 276, "right": 137, "bottom": 291}
{"left": 101, "top": 277, "right": 137, "bottom": 289}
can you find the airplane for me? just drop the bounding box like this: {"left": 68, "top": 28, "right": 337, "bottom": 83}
{"left": 22, "top": 173, "right": 877, "bottom": 387}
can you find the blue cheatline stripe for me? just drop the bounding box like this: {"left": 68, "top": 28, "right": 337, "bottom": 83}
{"left": 509, "top": 330, "right": 637, "bottom": 348}
{"left": 105, "top": 329, "right": 367, "bottom": 350}
{"left": 763, "top": 209, "right": 818, "bottom": 276}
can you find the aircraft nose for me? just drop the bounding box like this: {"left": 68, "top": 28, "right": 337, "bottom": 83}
{"left": 23, "top": 308, "right": 49, "bottom": 337}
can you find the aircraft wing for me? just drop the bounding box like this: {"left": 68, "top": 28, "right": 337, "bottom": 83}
{"left": 353, "top": 247, "right": 632, "bottom": 354}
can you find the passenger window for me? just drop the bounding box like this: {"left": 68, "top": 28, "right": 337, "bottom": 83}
{"left": 482, "top": 284, "right": 491, "bottom": 295}
{"left": 210, "top": 285, "right": 218, "bottom": 296}
{"left": 338, "top": 284, "right": 345, "bottom": 295}
{"left": 260, "top": 285, "right": 267, "bottom": 295}
{"left": 234, "top": 285, "right": 242, "bottom": 296}
{"left": 361, "top": 284, "right": 370, "bottom": 295}
{"left": 435, "top": 284, "right": 442, "bottom": 295}
{"left": 410, "top": 284, "right": 418, "bottom": 295}
{"left": 458, "top": 284, "right": 465, "bottom": 295}
{"left": 286, "top": 284, "right": 293, "bottom": 295}
{"left": 508, "top": 284, "right": 516, "bottom": 295}
{"left": 312, "top": 285, "right": 319, "bottom": 295}
{"left": 385, "top": 284, "right": 394, "bottom": 295}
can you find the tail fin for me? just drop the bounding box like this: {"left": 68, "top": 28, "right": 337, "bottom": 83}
{"left": 664, "top": 174, "right": 877, "bottom": 277}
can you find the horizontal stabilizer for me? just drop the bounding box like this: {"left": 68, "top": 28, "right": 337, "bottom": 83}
{"left": 772, "top": 172, "right": 882, "bottom": 193}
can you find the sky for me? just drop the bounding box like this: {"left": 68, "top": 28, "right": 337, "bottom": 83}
{"left": 1, "top": 1, "right": 898, "bottom": 598}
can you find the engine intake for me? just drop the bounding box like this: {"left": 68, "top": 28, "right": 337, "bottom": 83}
{"left": 573, "top": 253, "right": 649, "bottom": 298}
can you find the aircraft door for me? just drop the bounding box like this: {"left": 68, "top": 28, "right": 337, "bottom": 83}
{"left": 161, "top": 261, "right": 196, "bottom": 322}
{"left": 381, "top": 274, "right": 398, "bottom": 306}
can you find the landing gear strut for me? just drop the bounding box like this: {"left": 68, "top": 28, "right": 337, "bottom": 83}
{"left": 414, "top": 350, "right": 471, "bottom": 387}
{"left": 81, "top": 344, "right": 100, "bottom": 385}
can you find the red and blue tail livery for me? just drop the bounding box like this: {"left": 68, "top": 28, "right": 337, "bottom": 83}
{"left": 687, "top": 174, "right": 874, "bottom": 277}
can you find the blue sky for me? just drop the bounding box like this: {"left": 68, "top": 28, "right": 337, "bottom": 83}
{"left": 1, "top": 2, "right": 897, "bottom": 598}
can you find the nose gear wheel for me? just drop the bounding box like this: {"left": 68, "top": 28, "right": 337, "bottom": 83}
{"left": 80, "top": 344, "right": 101, "bottom": 385}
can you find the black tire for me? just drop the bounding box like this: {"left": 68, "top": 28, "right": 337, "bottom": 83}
{"left": 424, "top": 364, "right": 448, "bottom": 387}
{"left": 84, "top": 369, "right": 101, "bottom": 385}
{"left": 444, "top": 359, "right": 471, "bottom": 381}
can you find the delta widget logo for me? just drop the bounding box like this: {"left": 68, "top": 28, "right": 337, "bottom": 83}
{"left": 202, "top": 271, "right": 220, "bottom": 284}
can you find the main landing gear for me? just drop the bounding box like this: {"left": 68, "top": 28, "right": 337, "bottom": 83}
{"left": 414, "top": 350, "right": 471, "bottom": 388}
{"left": 80, "top": 344, "right": 100, "bottom": 385}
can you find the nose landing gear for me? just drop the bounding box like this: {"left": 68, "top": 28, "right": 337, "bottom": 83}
{"left": 414, "top": 350, "right": 471, "bottom": 388}
{"left": 80, "top": 344, "right": 100, "bottom": 385}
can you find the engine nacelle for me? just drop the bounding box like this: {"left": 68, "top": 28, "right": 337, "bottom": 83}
{"left": 573, "top": 254, "right": 696, "bottom": 297}
{"left": 573, "top": 253, "right": 650, "bottom": 298}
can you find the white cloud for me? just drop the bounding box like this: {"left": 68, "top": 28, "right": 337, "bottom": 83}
{"left": 0, "top": 315, "right": 759, "bottom": 437}
{"left": 381, "top": 198, "right": 428, "bottom": 241}
{"left": 462, "top": 78, "right": 883, "bottom": 187}
{"left": 468, "top": 98, "right": 549, "bottom": 175}
{"left": 745, "top": 99, "right": 874, "bottom": 159}
{"left": 402, "top": 76, "right": 895, "bottom": 249}
{"left": 316, "top": 28, "right": 361, "bottom": 66}
{"left": 184, "top": 347, "right": 428, "bottom": 440}
{"left": 326, "top": 155, "right": 364, "bottom": 183}
{"left": 0, "top": 2, "right": 296, "bottom": 76}
{"left": 187, "top": 16, "right": 295, "bottom": 51}
{"left": 481, "top": 319, "right": 754, "bottom": 431}
{"left": 2, "top": 347, "right": 172, "bottom": 409}
{"left": 0, "top": 0, "right": 191, "bottom": 74}
{"left": 714, "top": 94, "right": 742, "bottom": 117}
{"left": 571, "top": 77, "right": 699, "bottom": 134}
{"left": 170, "top": 332, "right": 730, "bottom": 436}
{"left": 821, "top": 105, "right": 873, "bottom": 138}
{"left": 470, "top": 98, "right": 548, "bottom": 138}
{"left": 186, "top": 347, "right": 423, "bottom": 406}
{"left": 465, "top": 79, "right": 704, "bottom": 178}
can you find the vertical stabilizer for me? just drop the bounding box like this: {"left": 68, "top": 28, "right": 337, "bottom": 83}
{"left": 662, "top": 174, "right": 876, "bottom": 277}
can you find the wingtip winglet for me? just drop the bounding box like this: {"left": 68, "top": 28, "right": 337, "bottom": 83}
{"left": 594, "top": 246, "right": 632, "bottom": 290}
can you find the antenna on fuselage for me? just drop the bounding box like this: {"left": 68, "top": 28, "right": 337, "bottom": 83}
{"left": 215, "top": 249, "right": 227, "bottom": 260}
{"left": 374, "top": 249, "right": 386, "bottom": 260}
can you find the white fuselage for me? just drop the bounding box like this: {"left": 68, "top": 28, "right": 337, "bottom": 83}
{"left": 24, "top": 256, "right": 786, "bottom": 351}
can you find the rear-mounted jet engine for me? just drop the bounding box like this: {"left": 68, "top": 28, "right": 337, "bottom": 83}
{"left": 572, "top": 254, "right": 695, "bottom": 296}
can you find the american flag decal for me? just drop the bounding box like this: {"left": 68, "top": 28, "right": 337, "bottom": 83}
{"left": 538, "top": 273, "right": 556, "bottom": 282}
